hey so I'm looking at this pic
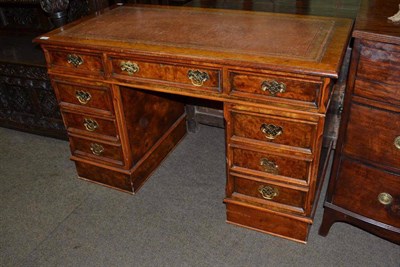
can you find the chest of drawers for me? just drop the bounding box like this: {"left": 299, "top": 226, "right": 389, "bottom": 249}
{"left": 36, "top": 5, "right": 352, "bottom": 243}
{"left": 319, "top": 0, "right": 400, "bottom": 244}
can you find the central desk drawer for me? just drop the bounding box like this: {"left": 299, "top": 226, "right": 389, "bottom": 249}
{"left": 110, "top": 57, "right": 221, "bottom": 92}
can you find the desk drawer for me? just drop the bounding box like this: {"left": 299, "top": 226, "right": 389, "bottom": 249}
{"left": 343, "top": 103, "right": 400, "bottom": 170}
{"left": 47, "top": 49, "right": 104, "bottom": 76}
{"left": 230, "top": 146, "right": 310, "bottom": 184}
{"left": 70, "top": 136, "right": 124, "bottom": 166}
{"left": 333, "top": 159, "right": 400, "bottom": 228}
{"left": 54, "top": 80, "right": 113, "bottom": 113}
{"left": 229, "top": 71, "right": 322, "bottom": 107}
{"left": 110, "top": 57, "right": 220, "bottom": 92}
{"left": 230, "top": 174, "right": 307, "bottom": 214}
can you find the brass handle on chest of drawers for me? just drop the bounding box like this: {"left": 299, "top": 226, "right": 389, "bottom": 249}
{"left": 258, "top": 185, "right": 279, "bottom": 200}
{"left": 90, "top": 143, "right": 104, "bottom": 156}
{"left": 260, "top": 123, "right": 283, "bottom": 140}
{"left": 260, "top": 158, "right": 279, "bottom": 174}
{"left": 83, "top": 118, "right": 99, "bottom": 132}
{"left": 120, "top": 61, "right": 139, "bottom": 75}
{"left": 261, "top": 80, "right": 286, "bottom": 96}
{"left": 187, "top": 70, "right": 209, "bottom": 87}
{"left": 67, "top": 54, "right": 84, "bottom": 67}
{"left": 75, "top": 90, "right": 91, "bottom": 104}
{"left": 378, "top": 192, "right": 393, "bottom": 205}
{"left": 394, "top": 136, "right": 400, "bottom": 150}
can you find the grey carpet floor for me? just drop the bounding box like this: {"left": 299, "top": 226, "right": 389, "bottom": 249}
{"left": 0, "top": 126, "right": 399, "bottom": 267}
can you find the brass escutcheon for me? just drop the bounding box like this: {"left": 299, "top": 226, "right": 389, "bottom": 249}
{"left": 75, "top": 90, "right": 91, "bottom": 104}
{"left": 83, "top": 118, "right": 99, "bottom": 132}
{"left": 260, "top": 158, "right": 279, "bottom": 174}
{"left": 90, "top": 143, "right": 104, "bottom": 156}
{"left": 258, "top": 185, "right": 279, "bottom": 200}
{"left": 261, "top": 80, "right": 286, "bottom": 96}
{"left": 378, "top": 192, "right": 393, "bottom": 205}
{"left": 260, "top": 123, "right": 283, "bottom": 140}
{"left": 187, "top": 70, "right": 210, "bottom": 87}
{"left": 67, "top": 54, "right": 84, "bottom": 67}
{"left": 394, "top": 136, "right": 400, "bottom": 150}
{"left": 120, "top": 61, "right": 139, "bottom": 75}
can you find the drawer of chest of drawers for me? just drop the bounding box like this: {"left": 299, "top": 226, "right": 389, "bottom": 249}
{"left": 69, "top": 135, "right": 124, "bottom": 167}
{"left": 53, "top": 80, "right": 113, "bottom": 114}
{"left": 355, "top": 41, "right": 400, "bottom": 106}
{"left": 229, "top": 70, "right": 323, "bottom": 107}
{"left": 110, "top": 56, "right": 221, "bottom": 92}
{"left": 46, "top": 49, "right": 104, "bottom": 76}
{"left": 332, "top": 158, "right": 400, "bottom": 228}
{"left": 229, "top": 173, "right": 308, "bottom": 214}
{"left": 229, "top": 145, "right": 311, "bottom": 185}
{"left": 62, "top": 111, "right": 118, "bottom": 140}
{"left": 228, "top": 107, "right": 318, "bottom": 153}
{"left": 343, "top": 103, "right": 400, "bottom": 170}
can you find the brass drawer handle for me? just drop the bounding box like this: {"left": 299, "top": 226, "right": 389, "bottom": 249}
{"left": 75, "top": 90, "right": 91, "bottom": 104}
{"left": 187, "top": 70, "right": 209, "bottom": 86}
{"left": 394, "top": 136, "right": 400, "bottom": 150}
{"left": 261, "top": 80, "right": 286, "bottom": 96}
{"left": 260, "top": 158, "right": 279, "bottom": 174}
{"left": 260, "top": 123, "right": 283, "bottom": 140}
{"left": 67, "top": 54, "right": 84, "bottom": 67}
{"left": 90, "top": 143, "right": 104, "bottom": 156}
{"left": 378, "top": 192, "right": 393, "bottom": 205}
{"left": 83, "top": 118, "right": 99, "bottom": 132}
{"left": 120, "top": 61, "right": 139, "bottom": 75}
{"left": 258, "top": 185, "right": 279, "bottom": 200}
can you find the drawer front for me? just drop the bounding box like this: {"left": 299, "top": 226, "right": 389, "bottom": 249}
{"left": 62, "top": 111, "right": 118, "bottom": 138}
{"left": 231, "top": 174, "right": 307, "bottom": 213}
{"left": 231, "top": 146, "right": 310, "bottom": 183}
{"left": 70, "top": 136, "right": 124, "bottom": 166}
{"left": 48, "top": 50, "right": 104, "bottom": 76}
{"left": 333, "top": 159, "right": 400, "bottom": 227}
{"left": 110, "top": 57, "right": 220, "bottom": 91}
{"left": 229, "top": 71, "right": 322, "bottom": 106}
{"left": 344, "top": 103, "right": 400, "bottom": 170}
{"left": 54, "top": 81, "right": 113, "bottom": 112}
{"left": 230, "top": 110, "right": 317, "bottom": 151}
{"left": 355, "top": 43, "right": 400, "bottom": 106}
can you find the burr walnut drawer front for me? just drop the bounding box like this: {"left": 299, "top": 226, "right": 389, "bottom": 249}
{"left": 53, "top": 81, "right": 113, "bottom": 113}
{"left": 110, "top": 57, "right": 221, "bottom": 92}
{"left": 343, "top": 103, "right": 400, "bottom": 170}
{"left": 69, "top": 136, "right": 124, "bottom": 166}
{"left": 231, "top": 174, "right": 307, "bottom": 214}
{"left": 229, "top": 71, "right": 322, "bottom": 107}
{"left": 355, "top": 41, "right": 400, "bottom": 106}
{"left": 62, "top": 111, "right": 118, "bottom": 138}
{"left": 230, "top": 146, "right": 311, "bottom": 184}
{"left": 229, "top": 109, "right": 317, "bottom": 152}
{"left": 333, "top": 159, "right": 400, "bottom": 228}
{"left": 47, "top": 49, "right": 104, "bottom": 76}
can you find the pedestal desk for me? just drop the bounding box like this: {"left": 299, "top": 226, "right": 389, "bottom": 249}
{"left": 35, "top": 5, "right": 352, "bottom": 243}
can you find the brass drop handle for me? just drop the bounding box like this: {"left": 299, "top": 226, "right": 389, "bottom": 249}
{"left": 261, "top": 80, "right": 286, "bottom": 96}
{"left": 120, "top": 61, "right": 139, "bottom": 75}
{"left": 187, "top": 70, "right": 210, "bottom": 87}
{"left": 394, "top": 136, "right": 400, "bottom": 150}
{"left": 260, "top": 123, "right": 283, "bottom": 140}
{"left": 67, "top": 54, "right": 84, "bottom": 67}
{"left": 260, "top": 158, "right": 279, "bottom": 174}
{"left": 75, "top": 90, "right": 91, "bottom": 104}
{"left": 83, "top": 118, "right": 99, "bottom": 132}
{"left": 378, "top": 192, "right": 393, "bottom": 205}
{"left": 258, "top": 185, "right": 279, "bottom": 200}
{"left": 90, "top": 143, "right": 104, "bottom": 156}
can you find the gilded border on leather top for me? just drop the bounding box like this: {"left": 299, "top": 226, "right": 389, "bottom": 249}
{"left": 56, "top": 6, "right": 335, "bottom": 62}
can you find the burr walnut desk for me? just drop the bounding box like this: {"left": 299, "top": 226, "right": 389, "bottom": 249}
{"left": 35, "top": 5, "right": 352, "bottom": 243}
